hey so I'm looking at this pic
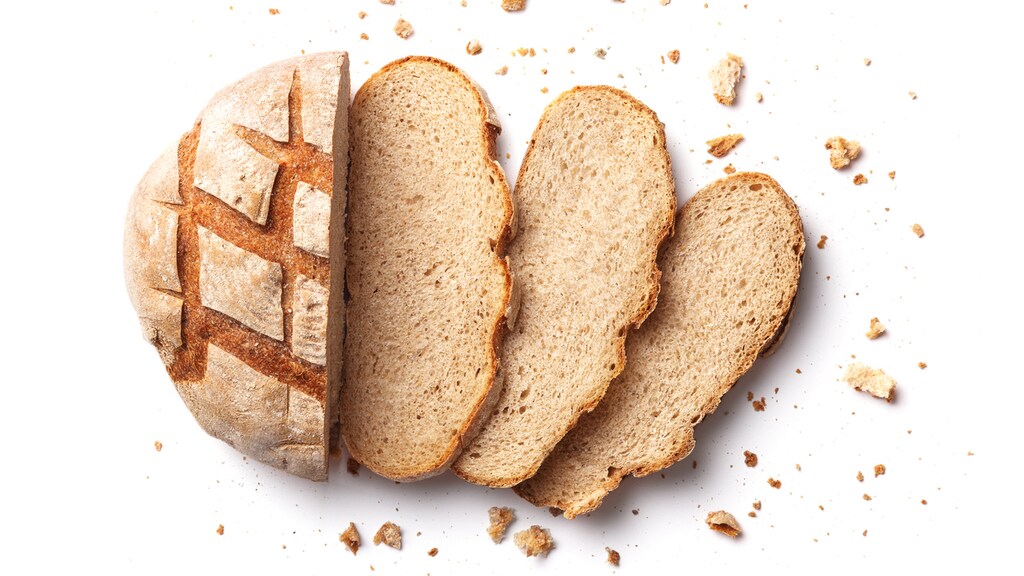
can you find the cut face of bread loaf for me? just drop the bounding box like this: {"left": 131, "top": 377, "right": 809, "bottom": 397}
{"left": 452, "top": 86, "right": 677, "bottom": 487}
{"left": 341, "top": 57, "right": 513, "bottom": 481}
{"left": 516, "top": 172, "right": 804, "bottom": 517}
{"left": 124, "top": 52, "right": 350, "bottom": 481}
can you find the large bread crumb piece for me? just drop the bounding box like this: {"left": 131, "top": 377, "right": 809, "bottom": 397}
{"left": 393, "top": 18, "right": 414, "bottom": 39}
{"left": 706, "top": 133, "right": 744, "bottom": 157}
{"left": 825, "top": 136, "right": 861, "bottom": 169}
{"left": 487, "top": 507, "right": 515, "bottom": 543}
{"left": 706, "top": 511, "right": 742, "bottom": 537}
{"left": 514, "top": 526, "right": 554, "bottom": 557}
{"left": 373, "top": 522, "right": 402, "bottom": 550}
{"left": 865, "top": 317, "right": 886, "bottom": 339}
{"left": 502, "top": 0, "right": 526, "bottom": 11}
{"left": 843, "top": 362, "right": 897, "bottom": 402}
{"left": 606, "top": 547, "right": 621, "bottom": 566}
{"left": 709, "top": 54, "right": 743, "bottom": 105}
{"left": 340, "top": 523, "right": 360, "bottom": 555}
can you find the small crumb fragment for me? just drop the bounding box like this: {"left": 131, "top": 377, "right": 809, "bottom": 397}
{"left": 753, "top": 501, "right": 762, "bottom": 510}
{"left": 466, "top": 39, "right": 482, "bottom": 55}
{"left": 540, "top": 87, "right": 549, "bottom": 94}
{"left": 921, "top": 499, "right": 928, "bottom": 505}
{"left": 667, "top": 49, "right": 680, "bottom": 64}
{"left": 154, "top": 440, "right": 162, "bottom": 452}
{"left": 358, "top": 11, "right": 367, "bottom": 19}
{"left": 747, "top": 391, "right": 754, "bottom": 401}
{"left": 346, "top": 457, "right": 360, "bottom": 475}
{"left": 359, "top": 32, "right": 369, "bottom": 40}
{"left": 909, "top": 91, "right": 918, "bottom": 100}
{"left": 817, "top": 235, "right": 828, "bottom": 249}
{"left": 889, "top": 171, "right": 896, "bottom": 180}
{"left": 340, "top": 523, "right": 360, "bottom": 555}
{"left": 857, "top": 471, "right": 865, "bottom": 482}
{"left": 606, "top": 547, "right": 620, "bottom": 566}
{"left": 768, "top": 477, "right": 781, "bottom": 489}
{"left": 379, "top": 0, "right": 395, "bottom": 4}
{"left": 594, "top": 48, "right": 607, "bottom": 59}
{"left": 843, "top": 362, "right": 897, "bottom": 402}
{"left": 568, "top": 46, "right": 576, "bottom": 53}
{"left": 825, "top": 136, "right": 861, "bottom": 169}
{"left": 393, "top": 18, "right": 414, "bottom": 39}
{"left": 269, "top": 8, "right": 280, "bottom": 15}
{"left": 723, "top": 163, "right": 737, "bottom": 175}
{"left": 863, "top": 58, "right": 871, "bottom": 66}
{"left": 706, "top": 511, "right": 742, "bottom": 537}
{"left": 631, "top": 509, "right": 639, "bottom": 516}
{"left": 710, "top": 53, "right": 744, "bottom": 105}
{"left": 487, "top": 506, "right": 515, "bottom": 543}
{"left": 706, "top": 133, "right": 743, "bottom": 157}
{"left": 548, "top": 507, "right": 560, "bottom": 517}
{"left": 874, "top": 464, "right": 886, "bottom": 477}
{"left": 968, "top": 451, "right": 974, "bottom": 456}
{"left": 863, "top": 494, "right": 872, "bottom": 501}
{"left": 863, "top": 530, "right": 868, "bottom": 537}
{"left": 502, "top": 0, "right": 526, "bottom": 11}
{"left": 752, "top": 397, "right": 765, "bottom": 411}
{"left": 514, "top": 526, "right": 554, "bottom": 557}
{"left": 796, "top": 463, "right": 802, "bottom": 471}
{"left": 866, "top": 317, "right": 886, "bottom": 339}
{"left": 918, "top": 362, "right": 927, "bottom": 369}
{"left": 853, "top": 173, "right": 868, "bottom": 185}
{"left": 912, "top": 223, "right": 925, "bottom": 238}
{"left": 755, "top": 91, "right": 763, "bottom": 102}
{"left": 743, "top": 450, "right": 758, "bottom": 468}
{"left": 661, "top": 0, "right": 671, "bottom": 4}
{"left": 216, "top": 524, "right": 224, "bottom": 535}
{"left": 428, "top": 548, "right": 438, "bottom": 557}
{"left": 373, "top": 522, "right": 402, "bottom": 550}
{"left": 748, "top": 511, "right": 757, "bottom": 517}
{"left": 496, "top": 66, "right": 508, "bottom": 75}
{"left": 819, "top": 504, "right": 825, "bottom": 511}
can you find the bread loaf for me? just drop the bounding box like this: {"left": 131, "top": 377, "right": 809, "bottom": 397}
{"left": 452, "top": 86, "right": 677, "bottom": 487}
{"left": 124, "top": 52, "right": 350, "bottom": 481}
{"left": 516, "top": 172, "right": 804, "bottom": 517}
{"left": 341, "top": 57, "right": 514, "bottom": 481}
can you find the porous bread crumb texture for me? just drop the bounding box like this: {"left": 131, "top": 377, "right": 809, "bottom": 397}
{"left": 866, "top": 317, "right": 886, "bottom": 339}
{"left": 844, "top": 362, "right": 897, "bottom": 402}
{"left": 874, "top": 464, "right": 886, "bottom": 477}
{"left": 454, "top": 86, "right": 676, "bottom": 488}
{"left": 516, "top": 173, "right": 804, "bottom": 518}
{"left": 667, "top": 50, "right": 680, "bottom": 64}
{"left": 710, "top": 53, "right": 743, "bottom": 105}
{"left": 606, "top": 547, "right": 620, "bottom": 566}
{"left": 394, "top": 18, "right": 414, "bottom": 38}
{"left": 853, "top": 173, "right": 868, "bottom": 185}
{"left": 467, "top": 39, "right": 483, "bottom": 55}
{"left": 514, "top": 526, "right": 554, "bottom": 557}
{"left": 373, "top": 522, "right": 402, "bottom": 549}
{"left": 753, "top": 501, "right": 762, "bottom": 510}
{"left": 343, "top": 57, "right": 512, "bottom": 481}
{"left": 706, "top": 134, "right": 743, "bottom": 158}
{"left": 857, "top": 470, "right": 865, "bottom": 482}
{"left": 706, "top": 511, "right": 741, "bottom": 537}
{"left": 744, "top": 450, "right": 758, "bottom": 467}
{"left": 595, "top": 48, "right": 607, "bottom": 59}
{"left": 769, "top": 477, "right": 782, "bottom": 489}
{"left": 723, "top": 163, "right": 737, "bottom": 174}
{"left": 912, "top": 223, "right": 925, "bottom": 237}
{"left": 487, "top": 506, "right": 515, "bottom": 543}
{"left": 340, "top": 522, "right": 360, "bottom": 555}
{"left": 825, "top": 136, "right": 860, "bottom": 169}
{"left": 502, "top": 0, "right": 526, "bottom": 11}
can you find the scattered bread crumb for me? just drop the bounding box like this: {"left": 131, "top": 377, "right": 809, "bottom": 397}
{"left": 706, "top": 511, "right": 742, "bottom": 537}
{"left": 768, "top": 477, "right": 781, "bottom": 489}
{"left": 568, "top": 46, "right": 576, "bottom": 53}
{"left": 466, "top": 39, "right": 482, "bottom": 55}
{"left": 752, "top": 397, "right": 765, "bottom": 411}
{"left": 753, "top": 501, "right": 762, "bottom": 510}
{"left": 359, "top": 32, "right": 369, "bottom": 40}
{"left": 747, "top": 391, "right": 754, "bottom": 401}
{"left": 755, "top": 92, "right": 763, "bottom": 102}
{"left": 853, "top": 173, "right": 868, "bottom": 185}
{"left": 817, "top": 235, "right": 828, "bottom": 249}
{"left": 921, "top": 499, "right": 928, "bottom": 505}
{"left": 667, "top": 49, "right": 680, "bottom": 64}
{"left": 660, "top": 0, "right": 671, "bottom": 4}
{"left": 373, "top": 522, "right": 402, "bottom": 550}
{"left": 857, "top": 471, "right": 865, "bottom": 482}
{"left": 340, "top": 523, "right": 360, "bottom": 555}
{"left": 874, "top": 464, "right": 886, "bottom": 477}
{"left": 379, "top": 0, "right": 395, "bottom": 4}
{"left": 912, "top": 223, "right": 925, "bottom": 238}
{"left": 606, "top": 547, "right": 620, "bottom": 566}
{"left": 819, "top": 504, "right": 825, "bottom": 511}
{"left": 909, "top": 91, "right": 918, "bottom": 100}
{"left": 216, "top": 524, "right": 224, "bottom": 535}
{"left": 825, "top": 136, "right": 861, "bottom": 169}
{"left": 496, "top": 66, "right": 508, "bottom": 75}
{"left": 514, "top": 526, "right": 554, "bottom": 557}
{"left": 723, "top": 163, "right": 737, "bottom": 175}
{"left": 918, "top": 362, "right": 927, "bottom": 369}
{"left": 744, "top": 450, "right": 758, "bottom": 467}
{"left": 889, "top": 171, "right": 896, "bottom": 180}
{"left": 866, "top": 317, "right": 886, "bottom": 339}
{"left": 843, "top": 362, "right": 897, "bottom": 402}
{"left": 863, "top": 530, "right": 868, "bottom": 537}
{"left": 346, "top": 457, "right": 361, "bottom": 475}
{"left": 358, "top": 11, "right": 367, "bottom": 19}
{"left": 863, "top": 494, "right": 873, "bottom": 501}
{"left": 632, "top": 509, "right": 639, "bottom": 516}
{"left": 796, "top": 463, "right": 802, "bottom": 471}
{"left": 268, "top": 8, "right": 280, "bottom": 15}
{"left": 863, "top": 58, "right": 871, "bottom": 66}
{"left": 487, "top": 507, "right": 515, "bottom": 543}
{"left": 154, "top": 440, "right": 162, "bottom": 452}
{"left": 428, "top": 547, "right": 438, "bottom": 557}
{"left": 710, "top": 53, "right": 744, "bottom": 105}
{"left": 706, "top": 133, "right": 743, "bottom": 157}
{"left": 393, "top": 18, "right": 414, "bottom": 39}
{"left": 502, "top": 0, "right": 526, "bottom": 11}
{"left": 540, "top": 87, "right": 549, "bottom": 93}
{"left": 548, "top": 507, "right": 560, "bottom": 517}
{"left": 594, "top": 48, "right": 607, "bottom": 59}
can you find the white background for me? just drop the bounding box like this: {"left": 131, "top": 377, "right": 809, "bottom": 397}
{"left": 2, "top": 1, "right": 1021, "bottom": 573}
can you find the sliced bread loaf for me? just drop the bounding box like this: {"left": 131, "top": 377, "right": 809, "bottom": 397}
{"left": 516, "top": 172, "right": 804, "bottom": 517}
{"left": 452, "top": 86, "right": 677, "bottom": 487}
{"left": 341, "top": 57, "right": 514, "bottom": 481}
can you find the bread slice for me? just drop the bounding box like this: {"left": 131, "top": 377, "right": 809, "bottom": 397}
{"left": 341, "top": 57, "right": 514, "bottom": 481}
{"left": 124, "top": 52, "right": 349, "bottom": 481}
{"left": 452, "top": 86, "right": 677, "bottom": 487}
{"left": 516, "top": 172, "right": 804, "bottom": 517}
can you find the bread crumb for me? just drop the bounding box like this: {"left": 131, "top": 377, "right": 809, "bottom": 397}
{"left": 346, "top": 457, "right": 361, "bottom": 475}
{"left": 912, "top": 223, "right": 925, "bottom": 238}
{"left": 359, "top": 32, "right": 369, "bottom": 40}
{"left": 816, "top": 235, "right": 830, "bottom": 250}
{"left": 918, "top": 362, "right": 927, "bottom": 369}
{"left": 268, "top": 8, "right": 280, "bottom": 15}
{"left": 755, "top": 91, "right": 763, "bottom": 102}
{"left": 660, "top": 0, "right": 671, "bottom": 4}
{"left": 888, "top": 171, "right": 896, "bottom": 180}
{"left": 340, "top": 523, "right": 360, "bottom": 555}
{"left": 379, "top": 0, "right": 395, "bottom": 4}
{"left": 706, "top": 511, "right": 742, "bottom": 537}
{"left": 502, "top": 0, "right": 526, "bottom": 11}
{"left": 921, "top": 499, "right": 928, "bottom": 505}
{"left": 710, "top": 53, "right": 744, "bottom": 105}
{"left": 216, "top": 524, "right": 224, "bottom": 535}
{"left": 796, "top": 463, "right": 802, "bottom": 471}
{"left": 768, "top": 477, "right": 781, "bottom": 489}
{"left": 909, "top": 91, "right": 918, "bottom": 100}
{"left": 863, "top": 530, "right": 868, "bottom": 537}
{"left": 487, "top": 506, "right": 515, "bottom": 543}
{"left": 606, "top": 547, "right": 620, "bottom": 566}
{"left": 723, "top": 163, "right": 737, "bottom": 175}
{"left": 706, "top": 133, "right": 743, "bottom": 157}
{"left": 541, "top": 68, "right": 548, "bottom": 75}
{"left": 631, "top": 509, "right": 639, "bottom": 515}
{"left": 747, "top": 391, "right": 754, "bottom": 401}
{"left": 752, "top": 397, "right": 765, "bottom": 411}
{"left": 748, "top": 511, "right": 757, "bottom": 517}
{"left": 874, "top": 464, "right": 886, "bottom": 477}
{"left": 594, "top": 48, "right": 607, "bottom": 59}
{"left": 466, "top": 39, "right": 482, "bottom": 55}
{"left": 548, "top": 507, "right": 560, "bottom": 517}
{"left": 568, "top": 46, "right": 576, "bottom": 53}
{"left": 743, "top": 450, "right": 758, "bottom": 467}
{"left": 753, "top": 501, "right": 762, "bottom": 510}
{"left": 373, "top": 522, "right": 402, "bottom": 550}
{"left": 358, "top": 11, "right": 367, "bottom": 19}
{"left": 496, "top": 66, "right": 508, "bottom": 75}
{"left": 540, "top": 87, "right": 549, "bottom": 93}
{"left": 866, "top": 317, "right": 886, "bottom": 339}
{"left": 825, "top": 136, "right": 861, "bottom": 169}
{"left": 863, "top": 58, "right": 871, "bottom": 66}
{"left": 428, "top": 547, "right": 438, "bottom": 557}
{"left": 857, "top": 471, "right": 864, "bottom": 482}
{"left": 843, "top": 362, "right": 897, "bottom": 402}
{"left": 853, "top": 173, "right": 868, "bottom": 185}
{"left": 514, "top": 526, "right": 554, "bottom": 557}
{"left": 863, "top": 493, "right": 872, "bottom": 501}
{"left": 667, "top": 49, "right": 680, "bottom": 64}
{"left": 393, "top": 18, "right": 414, "bottom": 39}
{"left": 692, "top": 460, "right": 698, "bottom": 469}
{"left": 154, "top": 440, "right": 162, "bottom": 452}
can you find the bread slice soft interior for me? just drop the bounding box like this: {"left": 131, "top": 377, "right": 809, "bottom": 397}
{"left": 515, "top": 172, "right": 804, "bottom": 517}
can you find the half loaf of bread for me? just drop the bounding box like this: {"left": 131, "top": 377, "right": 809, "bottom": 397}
{"left": 124, "top": 52, "right": 350, "bottom": 481}
{"left": 341, "top": 57, "right": 514, "bottom": 481}
{"left": 516, "top": 172, "right": 804, "bottom": 517}
{"left": 452, "top": 86, "right": 677, "bottom": 487}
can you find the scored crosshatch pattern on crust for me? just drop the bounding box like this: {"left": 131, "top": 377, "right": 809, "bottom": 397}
{"left": 157, "top": 68, "right": 332, "bottom": 404}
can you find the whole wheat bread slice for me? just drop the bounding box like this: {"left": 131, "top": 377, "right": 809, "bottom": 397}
{"left": 341, "top": 57, "right": 514, "bottom": 481}
{"left": 515, "top": 172, "right": 804, "bottom": 517}
{"left": 452, "top": 86, "right": 677, "bottom": 487}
